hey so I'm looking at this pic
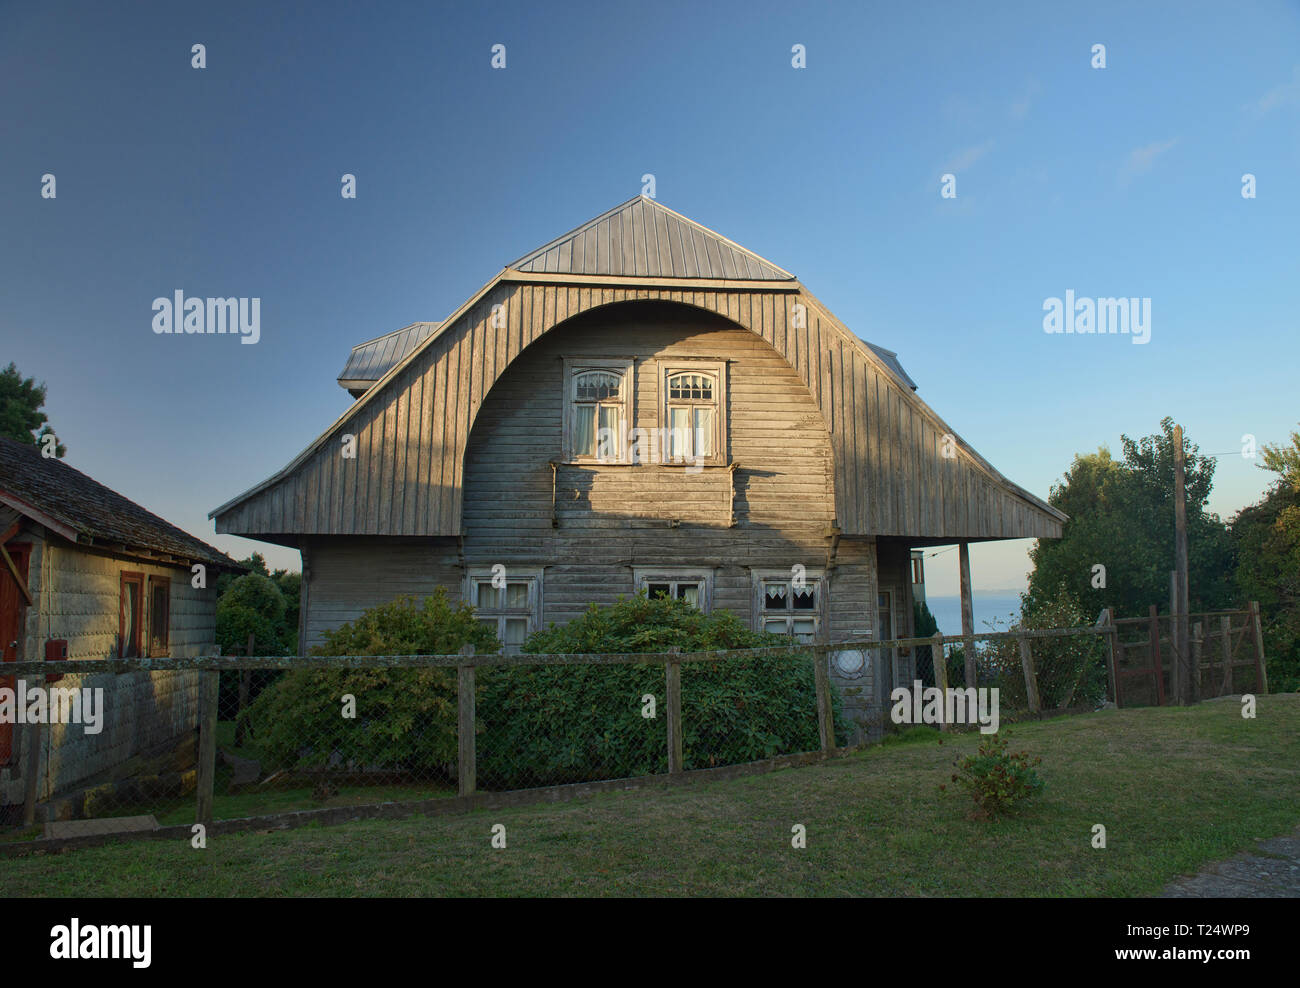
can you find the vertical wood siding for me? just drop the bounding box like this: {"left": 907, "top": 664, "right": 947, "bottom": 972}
{"left": 215, "top": 282, "right": 1061, "bottom": 542}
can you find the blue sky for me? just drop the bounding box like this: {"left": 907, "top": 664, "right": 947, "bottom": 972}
{"left": 2, "top": 0, "right": 1297, "bottom": 596}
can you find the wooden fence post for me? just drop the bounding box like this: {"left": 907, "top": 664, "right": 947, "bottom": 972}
{"left": 813, "top": 646, "right": 836, "bottom": 754}
{"left": 665, "top": 648, "right": 683, "bottom": 774}
{"left": 1102, "top": 608, "right": 1120, "bottom": 708}
{"left": 195, "top": 669, "right": 220, "bottom": 825}
{"left": 458, "top": 645, "right": 476, "bottom": 797}
{"left": 1249, "top": 601, "right": 1269, "bottom": 695}
{"left": 1018, "top": 633, "right": 1041, "bottom": 715}
{"left": 931, "top": 632, "right": 949, "bottom": 732}
{"left": 1148, "top": 605, "right": 1166, "bottom": 706}
{"left": 1220, "top": 614, "right": 1233, "bottom": 695}
{"left": 1191, "top": 620, "right": 1202, "bottom": 701}
{"left": 19, "top": 625, "right": 40, "bottom": 827}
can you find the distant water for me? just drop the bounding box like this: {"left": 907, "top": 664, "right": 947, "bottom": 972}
{"left": 923, "top": 593, "right": 1024, "bottom": 636}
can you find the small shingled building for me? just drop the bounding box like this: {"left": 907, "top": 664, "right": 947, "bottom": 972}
{"left": 0, "top": 435, "right": 239, "bottom": 822}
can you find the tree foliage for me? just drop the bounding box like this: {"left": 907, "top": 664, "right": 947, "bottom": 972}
{"left": 1232, "top": 425, "right": 1300, "bottom": 691}
{"left": 1027, "top": 418, "right": 1234, "bottom": 620}
{"left": 0, "top": 362, "right": 64, "bottom": 456}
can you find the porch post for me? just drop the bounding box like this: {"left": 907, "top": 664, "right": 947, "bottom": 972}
{"left": 958, "top": 541, "right": 975, "bottom": 688}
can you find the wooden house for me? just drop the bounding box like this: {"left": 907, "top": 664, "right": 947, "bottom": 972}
{"left": 0, "top": 436, "right": 238, "bottom": 821}
{"left": 210, "top": 197, "right": 1065, "bottom": 734}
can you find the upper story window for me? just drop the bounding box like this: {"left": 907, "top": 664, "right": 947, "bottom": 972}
{"left": 660, "top": 360, "right": 727, "bottom": 466}
{"left": 563, "top": 359, "right": 634, "bottom": 463}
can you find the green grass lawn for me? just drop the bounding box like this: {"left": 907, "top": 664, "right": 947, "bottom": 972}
{"left": 2, "top": 696, "right": 1297, "bottom": 896}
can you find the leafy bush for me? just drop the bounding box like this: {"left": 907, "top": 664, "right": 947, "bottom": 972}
{"left": 244, "top": 590, "right": 498, "bottom": 776}
{"left": 940, "top": 733, "right": 1044, "bottom": 818}
{"left": 478, "top": 593, "right": 847, "bottom": 786}
{"left": 244, "top": 590, "right": 845, "bottom": 790}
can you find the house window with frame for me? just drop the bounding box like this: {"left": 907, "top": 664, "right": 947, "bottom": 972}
{"left": 659, "top": 360, "right": 727, "bottom": 465}
{"left": 120, "top": 572, "right": 144, "bottom": 659}
{"left": 564, "top": 359, "right": 634, "bottom": 462}
{"left": 468, "top": 570, "right": 542, "bottom": 653}
{"left": 633, "top": 568, "right": 713, "bottom": 612}
{"left": 755, "top": 571, "right": 821, "bottom": 642}
{"left": 148, "top": 575, "right": 171, "bottom": 658}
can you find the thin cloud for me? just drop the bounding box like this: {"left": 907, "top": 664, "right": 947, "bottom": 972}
{"left": 944, "top": 139, "right": 995, "bottom": 173}
{"left": 1251, "top": 65, "right": 1300, "bottom": 114}
{"left": 1008, "top": 80, "right": 1040, "bottom": 121}
{"left": 1120, "top": 138, "right": 1177, "bottom": 185}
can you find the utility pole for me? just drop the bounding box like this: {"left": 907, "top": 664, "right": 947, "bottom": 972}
{"left": 1173, "top": 424, "right": 1192, "bottom": 704}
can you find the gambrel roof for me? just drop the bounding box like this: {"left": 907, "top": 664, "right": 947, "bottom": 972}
{"left": 211, "top": 197, "right": 1066, "bottom": 543}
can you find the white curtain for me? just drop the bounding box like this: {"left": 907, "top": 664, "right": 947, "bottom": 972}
{"left": 574, "top": 405, "right": 595, "bottom": 456}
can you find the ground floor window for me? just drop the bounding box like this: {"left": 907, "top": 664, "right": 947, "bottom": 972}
{"left": 466, "top": 568, "right": 543, "bottom": 653}
{"left": 148, "top": 575, "right": 171, "bottom": 657}
{"left": 120, "top": 572, "right": 144, "bottom": 658}
{"left": 632, "top": 568, "right": 713, "bottom": 612}
{"left": 751, "top": 569, "right": 823, "bottom": 642}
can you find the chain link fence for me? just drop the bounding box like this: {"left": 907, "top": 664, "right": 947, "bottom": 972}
{"left": 0, "top": 609, "right": 1268, "bottom": 849}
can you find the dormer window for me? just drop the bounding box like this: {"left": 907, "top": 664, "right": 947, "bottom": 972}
{"left": 563, "top": 359, "right": 634, "bottom": 462}
{"left": 660, "top": 360, "right": 727, "bottom": 466}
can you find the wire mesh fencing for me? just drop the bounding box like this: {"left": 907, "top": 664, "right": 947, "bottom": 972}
{"left": 1, "top": 643, "right": 843, "bottom": 845}
{"left": 0, "top": 609, "right": 1268, "bottom": 847}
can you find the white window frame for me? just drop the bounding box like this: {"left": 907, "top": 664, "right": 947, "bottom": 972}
{"left": 632, "top": 567, "right": 714, "bottom": 613}
{"left": 562, "top": 358, "right": 635, "bottom": 463}
{"left": 751, "top": 568, "right": 824, "bottom": 642}
{"left": 657, "top": 358, "right": 728, "bottom": 467}
{"left": 465, "top": 567, "right": 544, "bottom": 653}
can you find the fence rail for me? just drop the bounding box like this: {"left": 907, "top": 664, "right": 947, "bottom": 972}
{"left": 0, "top": 607, "right": 1267, "bottom": 852}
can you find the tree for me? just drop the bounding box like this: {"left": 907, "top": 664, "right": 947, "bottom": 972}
{"left": 216, "top": 573, "right": 290, "bottom": 657}
{"left": 1232, "top": 425, "right": 1300, "bottom": 691}
{"left": 215, "top": 570, "right": 294, "bottom": 742}
{"left": 216, "top": 552, "right": 301, "bottom": 653}
{"left": 1259, "top": 425, "right": 1300, "bottom": 492}
{"left": 0, "top": 362, "right": 64, "bottom": 456}
{"left": 1027, "top": 418, "right": 1235, "bottom": 620}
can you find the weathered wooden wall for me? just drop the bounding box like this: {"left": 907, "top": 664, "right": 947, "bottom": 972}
{"left": 460, "top": 304, "right": 836, "bottom": 627}
{"left": 0, "top": 526, "right": 216, "bottom": 808}
{"left": 302, "top": 536, "right": 463, "bottom": 648}
{"left": 214, "top": 282, "right": 1062, "bottom": 542}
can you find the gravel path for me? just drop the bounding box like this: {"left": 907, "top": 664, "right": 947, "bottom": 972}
{"left": 1162, "top": 826, "right": 1300, "bottom": 897}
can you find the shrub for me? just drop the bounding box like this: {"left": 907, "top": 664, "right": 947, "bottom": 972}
{"left": 244, "top": 590, "right": 497, "bottom": 776}
{"left": 940, "top": 733, "right": 1044, "bottom": 818}
{"left": 244, "top": 590, "right": 847, "bottom": 791}
{"left": 477, "top": 593, "right": 847, "bottom": 785}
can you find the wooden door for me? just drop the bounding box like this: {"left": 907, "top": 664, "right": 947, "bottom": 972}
{"left": 877, "top": 590, "right": 896, "bottom": 700}
{"left": 1, "top": 545, "right": 31, "bottom": 765}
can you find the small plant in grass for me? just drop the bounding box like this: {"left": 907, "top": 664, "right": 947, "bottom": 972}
{"left": 939, "top": 733, "right": 1044, "bottom": 819}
